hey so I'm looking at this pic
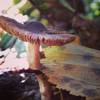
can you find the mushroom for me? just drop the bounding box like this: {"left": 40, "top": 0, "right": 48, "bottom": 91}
{"left": 0, "top": 16, "right": 76, "bottom": 70}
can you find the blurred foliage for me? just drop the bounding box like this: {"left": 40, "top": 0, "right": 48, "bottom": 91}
{"left": 59, "top": 0, "right": 75, "bottom": 12}
{"left": 0, "top": 33, "right": 17, "bottom": 51}
{"left": 14, "top": 39, "right": 26, "bottom": 58}
{"left": 90, "top": 1, "right": 100, "bottom": 17}
{"left": 85, "top": 0, "right": 100, "bottom": 19}
{"left": 19, "top": 1, "right": 33, "bottom": 15}
{"left": 29, "top": 9, "right": 40, "bottom": 20}
{"left": 13, "top": 0, "right": 20, "bottom": 4}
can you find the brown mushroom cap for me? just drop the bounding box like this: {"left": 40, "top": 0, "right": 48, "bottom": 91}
{"left": 0, "top": 16, "right": 75, "bottom": 46}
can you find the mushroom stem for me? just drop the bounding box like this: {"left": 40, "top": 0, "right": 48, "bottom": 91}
{"left": 27, "top": 43, "right": 41, "bottom": 70}
{"left": 37, "top": 75, "right": 52, "bottom": 100}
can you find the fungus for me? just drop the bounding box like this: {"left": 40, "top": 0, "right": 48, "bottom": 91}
{"left": 0, "top": 16, "right": 75, "bottom": 70}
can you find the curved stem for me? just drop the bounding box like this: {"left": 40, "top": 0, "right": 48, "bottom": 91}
{"left": 37, "top": 75, "right": 52, "bottom": 100}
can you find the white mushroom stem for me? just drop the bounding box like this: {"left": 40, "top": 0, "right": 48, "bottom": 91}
{"left": 27, "top": 43, "right": 41, "bottom": 70}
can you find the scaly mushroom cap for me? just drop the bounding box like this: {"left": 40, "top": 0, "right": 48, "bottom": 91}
{"left": 0, "top": 16, "right": 75, "bottom": 46}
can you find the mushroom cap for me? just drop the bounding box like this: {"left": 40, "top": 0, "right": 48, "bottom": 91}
{"left": 24, "top": 21, "right": 47, "bottom": 33}
{"left": 0, "top": 16, "right": 76, "bottom": 46}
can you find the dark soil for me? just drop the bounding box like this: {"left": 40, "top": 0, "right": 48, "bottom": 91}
{"left": 0, "top": 69, "right": 85, "bottom": 100}
{"left": 0, "top": 69, "right": 41, "bottom": 100}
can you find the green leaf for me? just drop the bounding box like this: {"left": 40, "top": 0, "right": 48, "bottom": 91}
{"left": 0, "top": 34, "right": 17, "bottom": 50}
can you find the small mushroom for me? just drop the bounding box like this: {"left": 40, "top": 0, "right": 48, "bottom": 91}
{"left": 0, "top": 16, "right": 76, "bottom": 70}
